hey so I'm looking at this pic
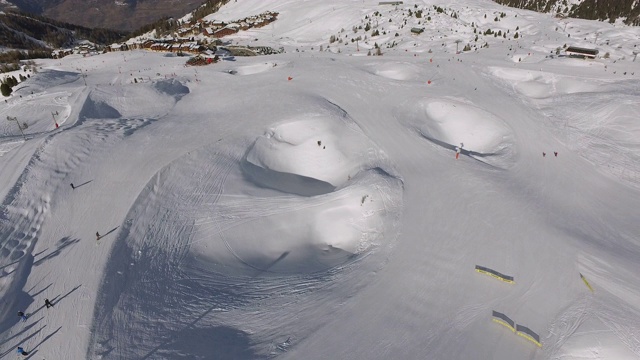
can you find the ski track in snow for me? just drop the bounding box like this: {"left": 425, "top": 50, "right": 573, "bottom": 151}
{"left": 88, "top": 103, "right": 404, "bottom": 358}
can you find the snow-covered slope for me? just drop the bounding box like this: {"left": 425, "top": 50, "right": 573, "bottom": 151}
{"left": 1, "top": 1, "right": 640, "bottom": 359}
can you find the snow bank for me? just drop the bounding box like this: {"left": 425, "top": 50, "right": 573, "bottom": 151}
{"left": 406, "top": 97, "right": 513, "bottom": 159}
{"left": 245, "top": 114, "right": 374, "bottom": 193}
{"left": 152, "top": 78, "right": 190, "bottom": 99}
{"left": 423, "top": 99, "right": 511, "bottom": 153}
{"left": 367, "top": 61, "right": 424, "bottom": 81}
{"left": 231, "top": 61, "right": 281, "bottom": 76}
{"left": 79, "top": 80, "right": 187, "bottom": 120}
{"left": 79, "top": 92, "right": 122, "bottom": 119}
{"left": 192, "top": 177, "right": 396, "bottom": 274}
{"left": 490, "top": 67, "right": 600, "bottom": 98}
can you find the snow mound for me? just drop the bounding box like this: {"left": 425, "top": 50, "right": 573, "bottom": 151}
{"left": 201, "top": 101, "right": 402, "bottom": 274}
{"left": 403, "top": 97, "right": 514, "bottom": 165}
{"left": 152, "top": 78, "right": 190, "bottom": 99}
{"left": 490, "top": 67, "right": 599, "bottom": 99}
{"left": 509, "top": 52, "right": 545, "bottom": 63}
{"left": 421, "top": 99, "right": 510, "bottom": 153}
{"left": 193, "top": 172, "right": 399, "bottom": 274}
{"left": 90, "top": 134, "right": 403, "bottom": 355}
{"left": 244, "top": 113, "right": 376, "bottom": 195}
{"left": 79, "top": 92, "right": 121, "bottom": 119}
{"left": 79, "top": 81, "right": 186, "bottom": 120}
{"left": 367, "top": 61, "right": 424, "bottom": 81}
{"left": 231, "top": 61, "right": 280, "bottom": 75}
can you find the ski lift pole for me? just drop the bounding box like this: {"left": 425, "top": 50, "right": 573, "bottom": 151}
{"left": 7, "top": 116, "right": 26, "bottom": 140}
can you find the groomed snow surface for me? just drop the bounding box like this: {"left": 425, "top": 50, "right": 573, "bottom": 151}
{"left": 1, "top": 0, "right": 640, "bottom": 359}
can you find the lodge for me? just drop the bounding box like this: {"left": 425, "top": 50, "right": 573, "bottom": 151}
{"left": 565, "top": 46, "right": 599, "bottom": 59}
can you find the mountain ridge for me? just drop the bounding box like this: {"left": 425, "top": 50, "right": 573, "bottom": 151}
{"left": 493, "top": 0, "right": 640, "bottom": 25}
{"left": 4, "top": 0, "right": 208, "bottom": 31}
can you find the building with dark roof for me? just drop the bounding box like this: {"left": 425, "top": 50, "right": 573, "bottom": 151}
{"left": 565, "top": 46, "right": 599, "bottom": 59}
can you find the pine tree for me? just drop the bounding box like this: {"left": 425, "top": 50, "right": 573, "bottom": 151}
{"left": 1, "top": 83, "right": 12, "bottom": 97}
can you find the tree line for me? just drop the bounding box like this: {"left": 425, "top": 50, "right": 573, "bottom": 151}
{"left": 493, "top": 0, "right": 640, "bottom": 25}
{"left": 0, "top": 10, "right": 127, "bottom": 49}
{"left": 128, "top": 0, "right": 232, "bottom": 38}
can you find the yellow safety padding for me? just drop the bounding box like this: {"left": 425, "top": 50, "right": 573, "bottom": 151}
{"left": 516, "top": 331, "right": 542, "bottom": 347}
{"left": 492, "top": 318, "right": 516, "bottom": 332}
{"left": 580, "top": 273, "right": 594, "bottom": 292}
{"left": 475, "top": 269, "right": 515, "bottom": 284}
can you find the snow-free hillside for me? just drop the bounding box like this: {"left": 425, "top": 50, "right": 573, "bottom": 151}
{"left": 1, "top": 0, "right": 640, "bottom": 359}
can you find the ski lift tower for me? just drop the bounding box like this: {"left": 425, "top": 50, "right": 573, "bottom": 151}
{"left": 7, "top": 116, "right": 26, "bottom": 140}
{"left": 455, "top": 39, "right": 462, "bottom": 54}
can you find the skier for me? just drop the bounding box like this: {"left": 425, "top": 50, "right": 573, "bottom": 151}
{"left": 70, "top": 183, "right": 75, "bottom": 190}
{"left": 45, "top": 298, "right": 54, "bottom": 309}
{"left": 542, "top": 152, "right": 546, "bottom": 157}
{"left": 455, "top": 142, "right": 464, "bottom": 160}
{"left": 16, "top": 347, "right": 29, "bottom": 356}
{"left": 554, "top": 151, "right": 558, "bottom": 157}
{"left": 96, "top": 231, "right": 100, "bottom": 241}
{"left": 17, "top": 311, "right": 28, "bottom": 322}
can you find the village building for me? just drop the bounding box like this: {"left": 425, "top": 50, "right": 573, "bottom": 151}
{"left": 214, "top": 26, "right": 238, "bottom": 38}
{"left": 76, "top": 10, "right": 280, "bottom": 60}
{"left": 565, "top": 46, "right": 599, "bottom": 59}
{"left": 109, "top": 43, "right": 128, "bottom": 52}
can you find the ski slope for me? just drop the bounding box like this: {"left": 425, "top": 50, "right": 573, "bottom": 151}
{"left": 1, "top": 0, "right": 640, "bottom": 359}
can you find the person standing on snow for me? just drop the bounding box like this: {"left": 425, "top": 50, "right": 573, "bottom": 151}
{"left": 45, "top": 298, "right": 54, "bottom": 308}
{"left": 455, "top": 142, "right": 464, "bottom": 160}
{"left": 17, "top": 311, "right": 28, "bottom": 322}
{"left": 17, "top": 347, "right": 29, "bottom": 356}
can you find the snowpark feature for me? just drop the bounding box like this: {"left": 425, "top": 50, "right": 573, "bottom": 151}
{"left": 1, "top": 0, "right": 640, "bottom": 359}
{"left": 231, "top": 62, "right": 284, "bottom": 76}
{"left": 403, "top": 97, "right": 514, "bottom": 167}
{"left": 367, "top": 61, "right": 426, "bottom": 81}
